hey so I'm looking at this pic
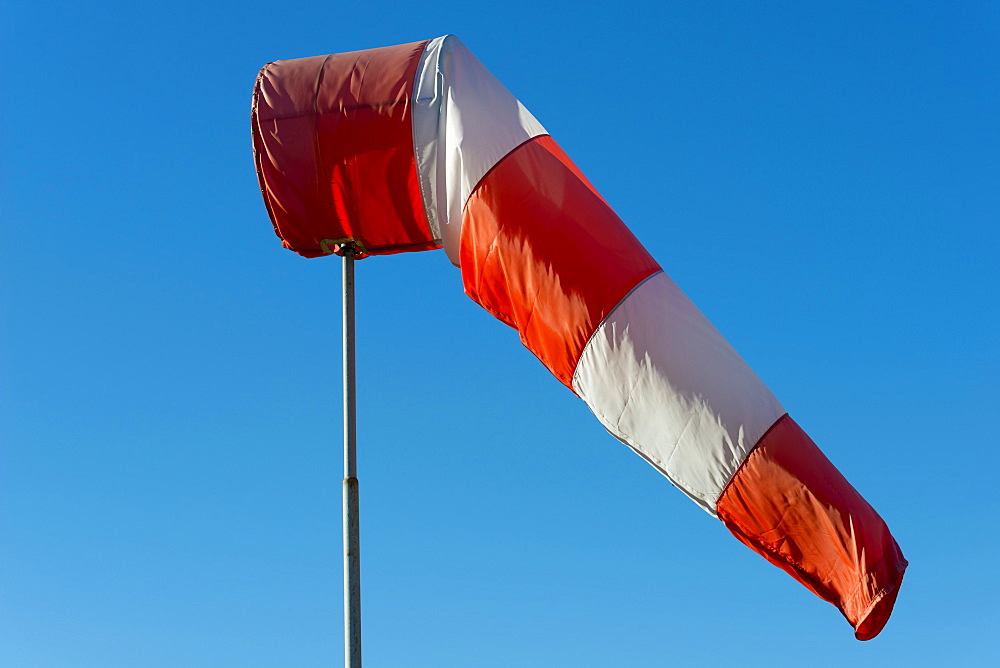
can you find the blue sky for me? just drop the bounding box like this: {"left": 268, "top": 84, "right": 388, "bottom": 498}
{"left": 3, "top": 1, "right": 998, "bottom": 665}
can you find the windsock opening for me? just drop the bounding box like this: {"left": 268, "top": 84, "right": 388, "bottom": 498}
{"left": 251, "top": 40, "right": 438, "bottom": 258}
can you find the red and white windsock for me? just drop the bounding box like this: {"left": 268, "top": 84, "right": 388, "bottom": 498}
{"left": 252, "top": 35, "right": 907, "bottom": 639}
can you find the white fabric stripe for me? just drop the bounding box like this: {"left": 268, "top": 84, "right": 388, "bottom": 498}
{"left": 412, "top": 35, "right": 547, "bottom": 266}
{"left": 572, "top": 271, "right": 785, "bottom": 515}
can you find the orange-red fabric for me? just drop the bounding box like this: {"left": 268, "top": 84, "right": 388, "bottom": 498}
{"left": 460, "top": 136, "right": 661, "bottom": 387}
{"left": 252, "top": 41, "right": 440, "bottom": 258}
{"left": 716, "top": 415, "right": 907, "bottom": 640}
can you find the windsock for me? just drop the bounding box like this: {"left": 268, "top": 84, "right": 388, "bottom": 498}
{"left": 252, "top": 35, "right": 907, "bottom": 639}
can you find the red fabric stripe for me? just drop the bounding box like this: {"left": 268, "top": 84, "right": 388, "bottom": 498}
{"left": 460, "top": 136, "right": 661, "bottom": 387}
{"left": 252, "top": 40, "right": 437, "bottom": 258}
{"left": 716, "top": 415, "right": 907, "bottom": 640}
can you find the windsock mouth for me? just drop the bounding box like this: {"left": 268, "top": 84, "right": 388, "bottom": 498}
{"left": 251, "top": 40, "right": 441, "bottom": 259}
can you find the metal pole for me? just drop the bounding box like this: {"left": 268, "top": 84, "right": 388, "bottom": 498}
{"left": 342, "top": 245, "right": 361, "bottom": 668}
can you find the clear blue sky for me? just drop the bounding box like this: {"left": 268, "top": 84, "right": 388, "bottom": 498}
{"left": 3, "top": 1, "right": 997, "bottom": 665}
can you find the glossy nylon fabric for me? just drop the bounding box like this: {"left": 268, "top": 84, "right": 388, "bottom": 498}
{"left": 458, "top": 133, "right": 905, "bottom": 638}
{"left": 573, "top": 270, "right": 786, "bottom": 514}
{"left": 412, "top": 35, "right": 548, "bottom": 265}
{"left": 717, "top": 415, "right": 908, "bottom": 640}
{"left": 251, "top": 35, "right": 906, "bottom": 639}
{"left": 460, "top": 136, "right": 660, "bottom": 386}
{"left": 252, "top": 40, "right": 438, "bottom": 257}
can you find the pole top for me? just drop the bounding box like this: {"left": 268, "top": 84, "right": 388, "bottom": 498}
{"left": 321, "top": 238, "right": 366, "bottom": 259}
